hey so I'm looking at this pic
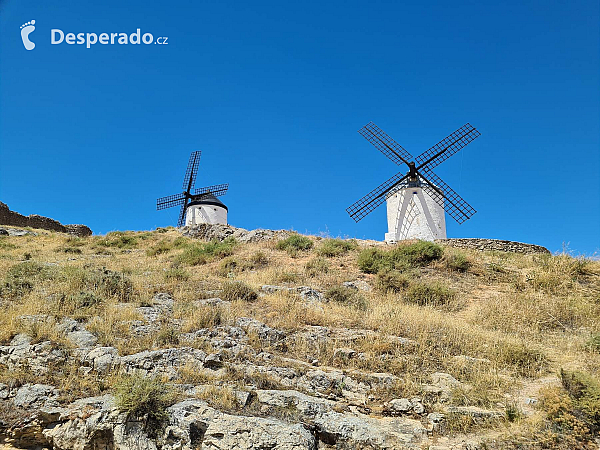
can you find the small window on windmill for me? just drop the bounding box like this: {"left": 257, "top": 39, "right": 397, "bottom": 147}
{"left": 413, "top": 191, "right": 417, "bottom": 195}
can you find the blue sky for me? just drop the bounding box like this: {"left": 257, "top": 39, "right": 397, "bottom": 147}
{"left": 1, "top": 0, "right": 598, "bottom": 255}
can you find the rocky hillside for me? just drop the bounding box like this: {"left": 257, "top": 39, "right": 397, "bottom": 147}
{"left": 0, "top": 224, "right": 598, "bottom": 449}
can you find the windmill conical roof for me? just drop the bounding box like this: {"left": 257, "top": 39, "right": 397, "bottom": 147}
{"left": 188, "top": 194, "right": 228, "bottom": 211}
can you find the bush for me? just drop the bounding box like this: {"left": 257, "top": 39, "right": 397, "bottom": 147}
{"left": 156, "top": 327, "right": 180, "bottom": 346}
{"left": 56, "top": 246, "right": 82, "bottom": 254}
{"left": 444, "top": 251, "right": 471, "bottom": 272}
{"left": 394, "top": 241, "right": 443, "bottom": 266}
{"left": 250, "top": 251, "right": 269, "bottom": 268}
{"left": 217, "top": 257, "right": 238, "bottom": 277}
{"left": 164, "top": 267, "right": 190, "bottom": 281}
{"left": 113, "top": 372, "right": 178, "bottom": 435}
{"left": 60, "top": 291, "right": 102, "bottom": 309}
{"left": 560, "top": 369, "right": 600, "bottom": 434}
{"left": 89, "top": 267, "right": 135, "bottom": 301}
{"left": 176, "top": 238, "right": 236, "bottom": 266}
{"left": 586, "top": 334, "right": 600, "bottom": 353}
{"left": 325, "top": 286, "right": 367, "bottom": 310}
{"left": 305, "top": 257, "right": 329, "bottom": 277}
{"left": 95, "top": 232, "right": 138, "bottom": 249}
{"left": 146, "top": 240, "right": 173, "bottom": 256}
{"left": 357, "top": 248, "right": 390, "bottom": 274}
{"left": 0, "top": 238, "right": 17, "bottom": 250}
{"left": 276, "top": 235, "right": 313, "bottom": 256}
{"left": 221, "top": 281, "right": 258, "bottom": 302}
{"left": 318, "top": 239, "right": 357, "bottom": 257}
{"left": 358, "top": 241, "right": 443, "bottom": 274}
{"left": 376, "top": 270, "right": 410, "bottom": 293}
{"left": 0, "top": 261, "right": 56, "bottom": 298}
{"left": 404, "top": 281, "right": 455, "bottom": 306}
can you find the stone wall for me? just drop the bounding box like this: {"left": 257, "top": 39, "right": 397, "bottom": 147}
{"left": 0, "top": 202, "right": 92, "bottom": 237}
{"left": 435, "top": 238, "right": 550, "bottom": 254}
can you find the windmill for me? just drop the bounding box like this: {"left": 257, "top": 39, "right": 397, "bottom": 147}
{"left": 157, "top": 151, "right": 229, "bottom": 227}
{"left": 346, "top": 122, "right": 481, "bottom": 242}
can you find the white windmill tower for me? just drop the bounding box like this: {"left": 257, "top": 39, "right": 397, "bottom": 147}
{"left": 347, "top": 122, "right": 480, "bottom": 242}
{"left": 157, "top": 151, "right": 229, "bottom": 227}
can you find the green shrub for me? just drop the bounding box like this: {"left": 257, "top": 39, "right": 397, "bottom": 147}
{"left": 156, "top": 327, "right": 180, "bottom": 346}
{"left": 217, "top": 257, "right": 239, "bottom": 277}
{"left": 376, "top": 270, "right": 410, "bottom": 293}
{"left": 164, "top": 267, "right": 190, "bottom": 281}
{"left": 305, "top": 257, "right": 329, "bottom": 277}
{"left": 0, "top": 238, "right": 17, "bottom": 250}
{"left": 56, "top": 246, "right": 83, "bottom": 254}
{"left": 90, "top": 268, "right": 134, "bottom": 301}
{"left": 586, "top": 334, "right": 600, "bottom": 353}
{"left": 393, "top": 241, "right": 443, "bottom": 266}
{"left": 176, "top": 238, "right": 236, "bottom": 266}
{"left": 221, "top": 281, "right": 258, "bottom": 302}
{"left": 276, "top": 235, "right": 313, "bottom": 256}
{"left": 146, "top": 240, "right": 173, "bottom": 256}
{"left": 444, "top": 251, "right": 471, "bottom": 272}
{"left": 250, "top": 251, "right": 269, "bottom": 268}
{"left": 560, "top": 369, "right": 600, "bottom": 434}
{"left": 404, "top": 281, "right": 455, "bottom": 306}
{"left": 64, "top": 267, "right": 134, "bottom": 302}
{"left": 358, "top": 241, "right": 442, "bottom": 274}
{"left": 357, "top": 248, "right": 390, "bottom": 274}
{"left": 113, "top": 372, "right": 178, "bottom": 435}
{"left": 96, "top": 232, "right": 138, "bottom": 249}
{"left": 318, "top": 239, "right": 357, "bottom": 257}
{"left": 0, "top": 262, "right": 56, "bottom": 298}
{"left": 325, "top": 286, "right": 367, "bottom": 310}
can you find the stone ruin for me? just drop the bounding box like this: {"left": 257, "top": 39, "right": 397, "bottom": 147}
{"left": 0, "top": 202, "right": 92, "bottom": 237}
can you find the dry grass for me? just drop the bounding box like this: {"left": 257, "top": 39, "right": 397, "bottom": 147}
{"left": 0, "top": 227, "right": 599, "bottom": 445}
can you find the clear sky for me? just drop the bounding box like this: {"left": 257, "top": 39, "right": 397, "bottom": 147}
{"left": 1, "top": 0, "right": 598, "bottom": 255}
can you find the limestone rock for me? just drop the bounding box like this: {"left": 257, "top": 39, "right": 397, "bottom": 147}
{"left": 120, "top": 347, "right": 206, "bottom": 379}
{"left": 82, "top": 346, "right": 120, "bottom": 373}
{"left": 202, "top": 414, "right": 315, "bottom": 449}
{"left": 13, "top": 384, "right": 59, "bottom": 409}
{"left": 342, "top": 280, "right": 372, "bottom": 292}
{"left": 236, "top": 317, "right": 285, "bottom": 345}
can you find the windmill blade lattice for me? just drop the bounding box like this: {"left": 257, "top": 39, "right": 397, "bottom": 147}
{"left": 419, "top": 168, "right": 477, "bottom": 224}
{"left": 347, "top": 122, "right": 480, "bottom": 225}
{"left": 182, "top": 151, "right": 202, "bottom": 191}
{"left": 346, "top": 171, "right": 409, "bottom": 222}
{"left": 194, "top": 183, "right": 229, "bottom": 197}
{"left": 157, "top": 193, "right": 186, "bottom": 210}
{"left": 359, "top": 122, "right": 414, "bottom": 166}
{"left": 415, "top": 123, "right": 480, "bottom": 171}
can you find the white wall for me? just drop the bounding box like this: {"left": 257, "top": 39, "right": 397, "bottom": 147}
{"left": 385, "top": 187, "right": 446, "bottom": 242}
{"left": 185, "top": 205, "right": 228, "bottom": 226}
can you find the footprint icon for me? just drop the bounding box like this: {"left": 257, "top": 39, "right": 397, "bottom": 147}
{"left": 20, "top": 20, "right": 36, "bottom": 50}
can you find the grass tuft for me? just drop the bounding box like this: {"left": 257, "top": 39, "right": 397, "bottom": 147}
{"left": 221, "top": 281, "right": 258, "bottom": 302}
{"left": 317, "top": 239, "right": 357, "bottom": 257}
{"left": 276, "top": 235, "right": 313, "bottom": 256}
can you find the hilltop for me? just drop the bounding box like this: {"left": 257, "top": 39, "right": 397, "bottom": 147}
{"left": 0, "top": 224, "right": 598, "bottom": 449}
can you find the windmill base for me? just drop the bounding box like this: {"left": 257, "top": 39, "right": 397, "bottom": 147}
{"left": 385, "top": 187, "right": 446, "bottom": 243}
{"left": 185, "top": 204, "right": 228, "bottom": 226}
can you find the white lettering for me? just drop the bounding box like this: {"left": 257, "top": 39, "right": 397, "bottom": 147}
{"left": 51, "top": 29, "right": 64, "bottom": 44}
{"left": 65, "top": 33, "right": 75, "bottom": 44}
{"left": 86, "top": 33, "right": 97, "bottom": 48}
{"left": 118, "top": 33, "right": 128, "bottom": 44}
{"left": 110, "top": 33, "right": 118, "bottom": 44}
{"left": 99, "top": 33, "right": 109, "bottom": 44}
{"left": 77, "top": 33, "right": 85, "bottom": 44}
{"left": 142, "top": 33, "right": 153, "bottom": 44}
{"left": 130, "top": 28, "right": 140, "bottom": 44}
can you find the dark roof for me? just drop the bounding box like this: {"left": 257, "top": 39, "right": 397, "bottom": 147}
{"left": 188, "top": 194, "right": 228, "bottom": 211}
